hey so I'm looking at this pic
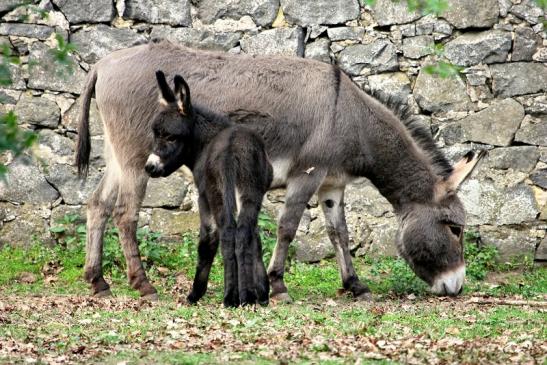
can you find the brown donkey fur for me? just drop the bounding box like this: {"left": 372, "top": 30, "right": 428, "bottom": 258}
{"left": 77, "top": 40, "right": 484, "bottom": 300}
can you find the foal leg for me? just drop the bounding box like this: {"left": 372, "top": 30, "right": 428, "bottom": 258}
{"left": 112, "top": 170, "right": 157, "bottom": 300}
{"left": 235, "top": 194, "right": 262, "bottom": 306}
{"left": 187, "top": 195, "right": 219, "bottom": 304}
{"left": 84, "top": 167, "right": 118, "bottom": 297}
{"left": 318, "top": 186, "right": 371, "bottom": 300}
{"left": 268, "top": 169, "right": 327, "bottom": 302}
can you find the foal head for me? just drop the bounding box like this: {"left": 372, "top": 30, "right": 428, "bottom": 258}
{"left": 396, "top": 151, "right": 485, "bottom": 296}
{"left": 145, "top": 70, "right": 193, "bottom": 178}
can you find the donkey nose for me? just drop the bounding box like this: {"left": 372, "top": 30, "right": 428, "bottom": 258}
{"left": 430, "top": 265, "right": 465, "bottom": 296}
{"left": 145, "top": 153, "right": 163, "bottom": 177}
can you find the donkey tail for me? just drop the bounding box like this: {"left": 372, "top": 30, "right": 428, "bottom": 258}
{"left": 222, "top": 154, "right": 238, "bottom": 230}
{"left": 75, "top": 67, "right": 98, "bottom": 179}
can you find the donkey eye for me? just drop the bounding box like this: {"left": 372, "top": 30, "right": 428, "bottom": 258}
{"left": 166, "top": 135, "right": 178, "bottom": 142}
{"left": 448, "top": 225, "right": 462, "bottom": 238}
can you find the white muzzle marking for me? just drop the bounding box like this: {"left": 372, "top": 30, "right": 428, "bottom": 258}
{"left": 146, "top": 153, "right": 163, "bottom": 169}
{"left": 430, "top": 265, "right": 465, "bottom": 296}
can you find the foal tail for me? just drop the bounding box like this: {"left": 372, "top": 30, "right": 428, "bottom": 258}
{"left": 222, "top": 156, "right": 238, "bottom": 229}
{"left": 75, "top": 67, "right": 98, "bottom": 179}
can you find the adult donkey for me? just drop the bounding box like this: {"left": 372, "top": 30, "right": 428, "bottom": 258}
{"left": 77, "top": 40, "right": 483, "bottom": 301}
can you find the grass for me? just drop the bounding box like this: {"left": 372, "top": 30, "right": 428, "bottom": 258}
{"left": 0, "top": 214, "right": 545, "bottom": 364}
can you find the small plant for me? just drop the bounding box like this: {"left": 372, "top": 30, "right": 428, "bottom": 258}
{"left": 258, "top": 211, "right": 277, "bottom": 265}
{"left": 463, "top": 231, "right": 498, "bottom": 281}
{"left": 361, "top": 0, "right": 449, "bottom": 16}
{"left": 49, "top": 33, "right": 77, "bottom": 76}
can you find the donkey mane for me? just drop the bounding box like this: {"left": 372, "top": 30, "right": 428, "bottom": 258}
{"left": 370, "top": 90, "right": 453, "bottom": 179}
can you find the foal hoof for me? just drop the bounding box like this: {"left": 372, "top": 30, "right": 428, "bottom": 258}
{"left": 270, "top": 292, "right": 293, "bottom": 304}
{"left": 355, "top": 291, "right": 373, "bottom": 302}
{"left": 93, "top": 289, "right": 112, "bottom": 298}
{"left": 140, "top": 292, "right": 159, "bottom": 302}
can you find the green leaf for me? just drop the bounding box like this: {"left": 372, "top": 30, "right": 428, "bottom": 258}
{"left": 49, "top": 226, "right": 66, "bottom": 234}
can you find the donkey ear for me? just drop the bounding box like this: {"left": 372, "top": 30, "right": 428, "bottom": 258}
{"left": 155, "top": 70, "right": 176, "bottom": 104}
{"left": 173, "top": 75, "right": 192, "bottom": 115}
{"left": 436, "top": 150, "right": 486, "bottom": 200}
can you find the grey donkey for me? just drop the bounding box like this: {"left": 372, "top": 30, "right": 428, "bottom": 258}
{"left": 76, "top": 40, "right": 484, "bottom": 301}
{"left": 146, "top": 70, "right": 272, "bottom": 306}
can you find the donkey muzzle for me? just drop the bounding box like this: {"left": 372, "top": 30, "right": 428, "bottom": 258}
{"left": 430, "top": 265, "right": 465, "bottom": 296}
{"left": 145, "top": 153, "right": 164, "bottom": 178}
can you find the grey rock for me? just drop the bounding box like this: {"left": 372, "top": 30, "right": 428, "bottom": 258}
{"left": 0, "top": 157, "right": 60, "bottom": 204}
{"left": 338, "top": 40, "right": 398, "bottom": 76}
{"left": 28, "top": 42, "right": 86, "bottom": 94}
{"left": 490, "top": 62, "right": 547, "bottom": 97}
{"left": 240, "top": 27, "right": 304, "bottom": 56}
{"left": 304, "top": 38, "right": 331, "bottom": 64}
{"left": 310, "top": 25, "right": 328, "bottom": 39}
{"left": 198, "top": 0, "right": 278, "bottom": 27}
{"left": 479, "top": 225, "right": 539, "bottom": 263}
{"left": 63, "top": 97, "right": 103, "bottom": 136}
{"left": 3, "top": 62, "right": 26, "bottom": 90}
{"left": 370, "top": 0, "right": 421, "bottom": 26}
{"left": 327, "top": 27, "right": 364, "bottom": 41}
{"left": 0, "top": 0, "right": 27, "bottom": 12}
{"left": 367, "top": 72, "right": 412, "bottom": 105}
{"left": 44, "top": 164, "right": 101, "bottom": 205}
{"left": 15, "top": 95, "right": 60, "bottom": 128}
{"left": 125, "top": 0, "right": 191, "bottom": 26}
{"left": 444, "top": 30, "right": 512, "bottom": 66}
{"left": 512, "top": 27, "right": 542, "bottom": 62}
{"left": 294, "top": 236, "right": 334, "bottom": 263}
{"left": 533, "top": 47, "right": 547, "bottom": 63}
{"left": 530, "top": 169, "right": 547, "bottom": 189}
{"left": 345, "top": 180, "right": 392, "bottom": 218}
{"left": 35, "top": 129, "right": 74, "bottom": 165}
{"left": 515, "top": 117, "right": 547, "bottom": 146}
{"left": 510, "top": 0, "right": 544, "bottom": 24}
{"left": 0, "top": 203, "right": 50, "bottom": 247}
{"left": 486, "top": 146, "right": 539, "bottom": 172}
{"left": 52, "top": 0, "right": 114, "bottom": 24}
{"left": 143, "top": 174, "right": 188, "bottom": 208}
{"left": 536, "top": 235, "right": 547, "bottom": 261}
{"left": 453, "top": 99, "right": 525, "bottom": 146}
{"left": 413, "top": 67, "right": 471, "bottom": 113}
{"left": 499, "top": 0, "right": 512, "bottom": 17}
{"left": 149, "top": 209, "right": 200, "bottom": 237}
{"left": 72, "top": 25, "right": 146, "bottom": 64}
{"left": 415, "top": 15, "right": 453, "bottom": 38}
{"left": 400, "top": 24, "right": 416, "bottom": 37}
{"left": 0, "top": 23, "right": 55, "bottom": 40}
{"left": 460, "top": 176, "right": 539, "bottom": 226}
{"left": 150, "top": 26, "right": 241, "bottom": 52}
{"left": 281, "top": 0, "right": 359, "bottom": 26}
{"left": 402, "top": 35, "right": 434, "bottom": 59}
{"left": 462, "top": 65, "right": 490, "bottom": 86}
{"left": 0, "top": 89, "right": 20, "bottom": 104}
{"left": 442, "top": 0, "right": 499, "bottom": 29}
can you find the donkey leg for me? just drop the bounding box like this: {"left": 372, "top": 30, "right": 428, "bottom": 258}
{"left": 84, "top": 169, "right": 118, "bottom": 297}
{"left": 268, "top": 170, "right": 327, "bottom": 302}
{"left": 112, "top": 171, "right": 157, "bottom": 300}
{"left": 187, "top": 196, "right": 219, "bottom": 304}
{"left": 318, "top": 186, "right": 371, "bottom": 300}
{"left": 235, "top": 197, "right": 262, "bottom": 306}
{"left": 219, "top": 222, "right": 239, "bottom": 307}
{"left": 254, "top": 228, "right": 270, "bottom": 306}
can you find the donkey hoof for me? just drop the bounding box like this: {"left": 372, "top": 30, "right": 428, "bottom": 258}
{"left": 94, "top": 289, "right": 113, "bottom": 298}
{"left": 270, "top": 292, "right": 293, "bottom": 304}
{"left": 355, "top": 291, "right": 373, "bottom": 302}
{"left": 140, "top": 292, "right": 159, "bottom": 302}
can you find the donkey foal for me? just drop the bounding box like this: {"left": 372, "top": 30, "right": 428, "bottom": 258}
{"left": 145, "top": 71, "right": 272, "bottom": 307}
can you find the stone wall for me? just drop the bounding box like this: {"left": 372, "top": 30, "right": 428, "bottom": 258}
{"left": 0, "top": 0, "right": 546, "bottom": 264}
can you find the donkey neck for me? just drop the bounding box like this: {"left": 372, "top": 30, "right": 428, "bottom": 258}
{"left": 364, "top": 118, "right": 438, "bottom": 211}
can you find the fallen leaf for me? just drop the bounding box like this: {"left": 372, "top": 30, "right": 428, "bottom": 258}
{"left": 19, "top": 272, "right": 37, "bottom": 284}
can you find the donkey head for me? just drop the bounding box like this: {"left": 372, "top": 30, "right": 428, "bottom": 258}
{"left": 145, "top": 70, "right": 193, "bottom": 178}
{"left": 396, "top": 150, "right": 485, "bottom": 296}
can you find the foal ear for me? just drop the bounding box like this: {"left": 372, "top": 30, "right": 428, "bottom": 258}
{"left": 173, "top": 75, "right": 192, "bottom": 116}
{"left": 435, "top": 150, "right": 486, "bottom": 200}
{"left": 155, "top": 70, "right": 176, "bottom": 104}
